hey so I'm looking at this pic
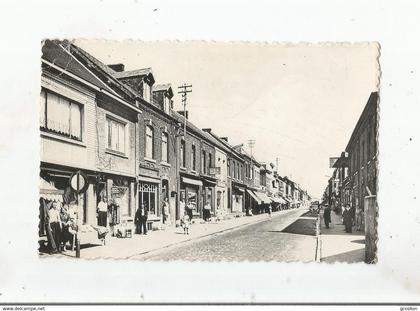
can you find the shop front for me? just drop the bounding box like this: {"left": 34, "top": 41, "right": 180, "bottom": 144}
{"left": 232, "top": 182, "right": 245, "bottom": 216}
{"left": 137, "top": 175, "right": 161, "bottom": 230}
{"left": 104, "top": 174, "right": 136, "bottom": 236}
{"left": 202, "top": 176, "right": 217, "bottom": 220}
{"left": 180, "top": 176, "right": 203, "bottom": 220}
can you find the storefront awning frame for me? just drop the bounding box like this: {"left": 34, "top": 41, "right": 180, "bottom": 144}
{"left": 182, "top": 177, "right": 203, "bottom": 187}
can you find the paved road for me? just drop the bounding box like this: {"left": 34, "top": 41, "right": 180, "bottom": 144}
{"left": 134, "top": 208, "right": 317, "bottom": 262}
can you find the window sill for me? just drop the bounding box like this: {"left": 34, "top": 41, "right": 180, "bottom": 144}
{"left": 144, "top": 157, "right": 157, "bottom": 164}
{"left": 106, "top": 149, "right": 128, "bottom": 159}
{"left": 180, "top": 166, "right": 187, "bottom": 171}
{"left": 160, "top": 161, "right": 171, "bottom": 167}
{"left": 40, "top": 131, "right": 86, "bottom": 147}
{"left": 190, "top": 170, "right": 197, "bottom": 174}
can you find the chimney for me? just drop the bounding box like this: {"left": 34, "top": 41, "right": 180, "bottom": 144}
{"left": 202, "top": 128, "right": 211, "bottom": 133}
{"left": 108, "top": 63, "right": 125, "bottom": 72}
{"left": 221, "top": 137, "right": 228, "bottom": 142}
{"left": 177, "top": 110, "right": 189, "bottom": 119}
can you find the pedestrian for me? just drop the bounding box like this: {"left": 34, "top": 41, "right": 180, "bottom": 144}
{"left": 268, "top": 205, "right": 272, "bottom": 217}
{"left": 97, "top": 197, "right": 108, "bottom": 227}
{"left": 350, "top": 205, "right": 356, "bottom": 227}
{"left": 343, "top": 205, "right": 353, "bottom": 233}
{"left": 134, "top": 205, "right": 142, "bottom": 234}
{"left": 162, "top": 198, "right": 168, "bottom": 224}
{"left": 59, "top": 204, "right": 72, "bottom": 252}
{"left": 138, "top": 203, "right": 149, "bottom": 235}
{"left": 356, "top": 206, "right": 363, "bottom": 231}
{"left": 48, "top": 201, "right": 62, "bottom": 253}
{"left": 181, "top": 210, "right": 190, "bottom": 235}
{"left": 204, "top": 201, "right": 211, "bottom": 222}
{"left": 323, "top": 205, "right": 331, "bottom": 229}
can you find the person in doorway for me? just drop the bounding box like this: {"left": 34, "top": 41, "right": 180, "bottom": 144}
{"left": 134, "top": 206, "right": 142, "bottom": 234}
{"left": 323, "top": 205, "right": 331, "bottom": 229}
{"left": 138, "top": 203, "right": 148, "bottom": 235}
{"left": 162, "top": 198, "right": 168, "bottom": 224}
{"left": 343, "top": 205, "right": 353, "bottom": 233}
{"left": 97, "top": 197, "right": 108, "bottom": 227}
{"left": 204, "top": 201, "right": 211, "bottom": 222}
{"left": 48, "top": 201, "right": 62, "bottom": 253}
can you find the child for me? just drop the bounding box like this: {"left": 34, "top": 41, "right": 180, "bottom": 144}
{"left": 181, "top": 211, "right": 190, "bottom": 235}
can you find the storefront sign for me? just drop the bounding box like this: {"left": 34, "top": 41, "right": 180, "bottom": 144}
{"left": 69, "top": 170, "right": 89, "bottom": 194}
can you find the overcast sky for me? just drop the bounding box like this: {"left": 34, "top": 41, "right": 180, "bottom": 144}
{"left": 75, "top": 40, "right": 379, "bottom": 198}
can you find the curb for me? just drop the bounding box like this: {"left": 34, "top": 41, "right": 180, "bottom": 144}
{"left": 127, "top": 209, "right": 297, "bottom": 259}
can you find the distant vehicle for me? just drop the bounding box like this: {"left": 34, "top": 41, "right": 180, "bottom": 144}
{"left": 310, "top": 201, "right": 320, "bottom": 211}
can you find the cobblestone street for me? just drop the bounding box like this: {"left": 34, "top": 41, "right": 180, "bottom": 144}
{"left": 134, "top": 208, "right": 317, "bottom": 262}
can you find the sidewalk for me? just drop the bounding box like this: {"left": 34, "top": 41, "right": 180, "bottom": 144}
{"left": 56, "top": 210, "right": 289, "bottom": 259}
{"left": 319, "top": 209, "right": 365, "bottom": 263}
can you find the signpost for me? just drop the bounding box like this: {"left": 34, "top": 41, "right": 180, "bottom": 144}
{"left": 69, "top": 170, "right": 89, "bottom": 258}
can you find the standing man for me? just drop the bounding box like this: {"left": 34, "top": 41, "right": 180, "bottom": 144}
{"left": 343, "top": 205, "right": 353, "bottom": 233}
{"left": 48, "top": 201, "right": 62, "bottom": 253}
{"left": 204, "top": 201, "right": 211, "bottom": 222}
{"left": 323, "top": 204, "right": 331, "bottom": 229}
{"left": 139, "top": 203, "right": 149, "bottom": 235}
{"left": 162, "top": 198, "right": 168, "bottom": 225}
{"left": 97, "top": 197, "right": 108, "bottom": 227}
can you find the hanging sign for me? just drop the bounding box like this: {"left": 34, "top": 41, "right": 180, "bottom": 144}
{"left": 69, "top": 170, "right": 89, "bottom": 194}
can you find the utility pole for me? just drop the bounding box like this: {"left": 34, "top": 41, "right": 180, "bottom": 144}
{"left": 276, "top": 157, "right": 279, "bottom": 173}
{"left": 177, "top": 83, "right": 192, "bottom": 138}
{"left": 247, "top": 139, "right": 255, "bottom": 185}
{"left": 175, "top": 83, "right": 192, "bottom": 222}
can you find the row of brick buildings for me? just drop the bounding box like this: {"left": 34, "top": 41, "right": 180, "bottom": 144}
{"left": 39, "top": 40, "right": 310, "bottom": 235}
{"left": 322, "top": 91, "right": 378, "bottom": 229}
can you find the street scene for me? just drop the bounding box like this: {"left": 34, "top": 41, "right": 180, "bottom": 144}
{"left": 38, "top": 40, "right": 379, "bottom": 262}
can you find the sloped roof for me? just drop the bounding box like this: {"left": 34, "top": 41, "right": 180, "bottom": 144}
{"left": 113, "top": 67, "right": 153, "bottom": 79}
{"left": 41, "top": 40, "right": 116, "bottom": 95}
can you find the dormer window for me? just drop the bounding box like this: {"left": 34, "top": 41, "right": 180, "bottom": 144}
{"left": 143, "top": 81, "right": 151, "bottom": 103}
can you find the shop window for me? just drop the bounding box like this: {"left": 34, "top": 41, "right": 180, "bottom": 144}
{"left": 187, "top": 188, "right": 198, "bottom": 212}
{"left": 40, "top": 89, "right": 83, "bottom": 141}
{"left": 106, "top": 117, "right": 126, "bottom": 154}
{"left": 161, "top": 132, "right": 168, "bottom": 162}
{"left": 111, "top": 185, "right": 130, "bottom": 217}
{"left": 139, "top": 182, "right": 158, "bottom": 215}
{"left": 145, "top": 125, "right": 154, "bottom": 159}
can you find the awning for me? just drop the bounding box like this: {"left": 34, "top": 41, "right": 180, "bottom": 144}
{"left": 202, "top": 177, "right": 217, "bottom": 185}
{"left": 255, "top": 191, "right": 271, "bottom": 204}
{"left": 233, "top": 185, "right": 245, "bottom": 193}
{"left": 282, "top": 196, "right": 292, "bottom": 203}
{"left": 246, "top": 189, "right": 261, "bottom": 204}
{"left": 270, "top": 197, "right": 285, "bottom": 204}
{"left": 40, "top": 177, "right": 64, "bottom": 202}
{"left": 182, "top": 177, "right": 203, "bottom": 186}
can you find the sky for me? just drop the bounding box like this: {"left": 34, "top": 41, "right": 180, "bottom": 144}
{"left": 75, "top": 40, "right": 379, "bottom": 198}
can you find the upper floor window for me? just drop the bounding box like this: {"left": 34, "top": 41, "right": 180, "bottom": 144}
{"left": 191, "top": 144, "right": 196, "bottom": 170}
{"left": 145, "top": 125, "right": 154, "bottom": 159}
{"left": 161, "top": 132, "right": 168, "bottom": 163}
{"left": 227, "top": 159, "right": 231, "bottom": 177}
{"left": 40, "top": 89, "right": 83, "bottom": 141}
{"left": 106, "top": 117, "right": 126, "bottom": 154}
{"left": 208, "top": 153, "right": 212, "bottom": 173}
{"left": 201, "top": 150, "right": 206, "bottom": 174}
{"left": 180, "top": 140, "right": 186, "bottom": 168}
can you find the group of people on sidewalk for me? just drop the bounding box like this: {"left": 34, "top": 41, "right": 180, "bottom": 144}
{"left": 323, "top": 203, "right": 364, "bottom": 233}
{"left": 41, "top": 200, "right": 78, "bottom": 254}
